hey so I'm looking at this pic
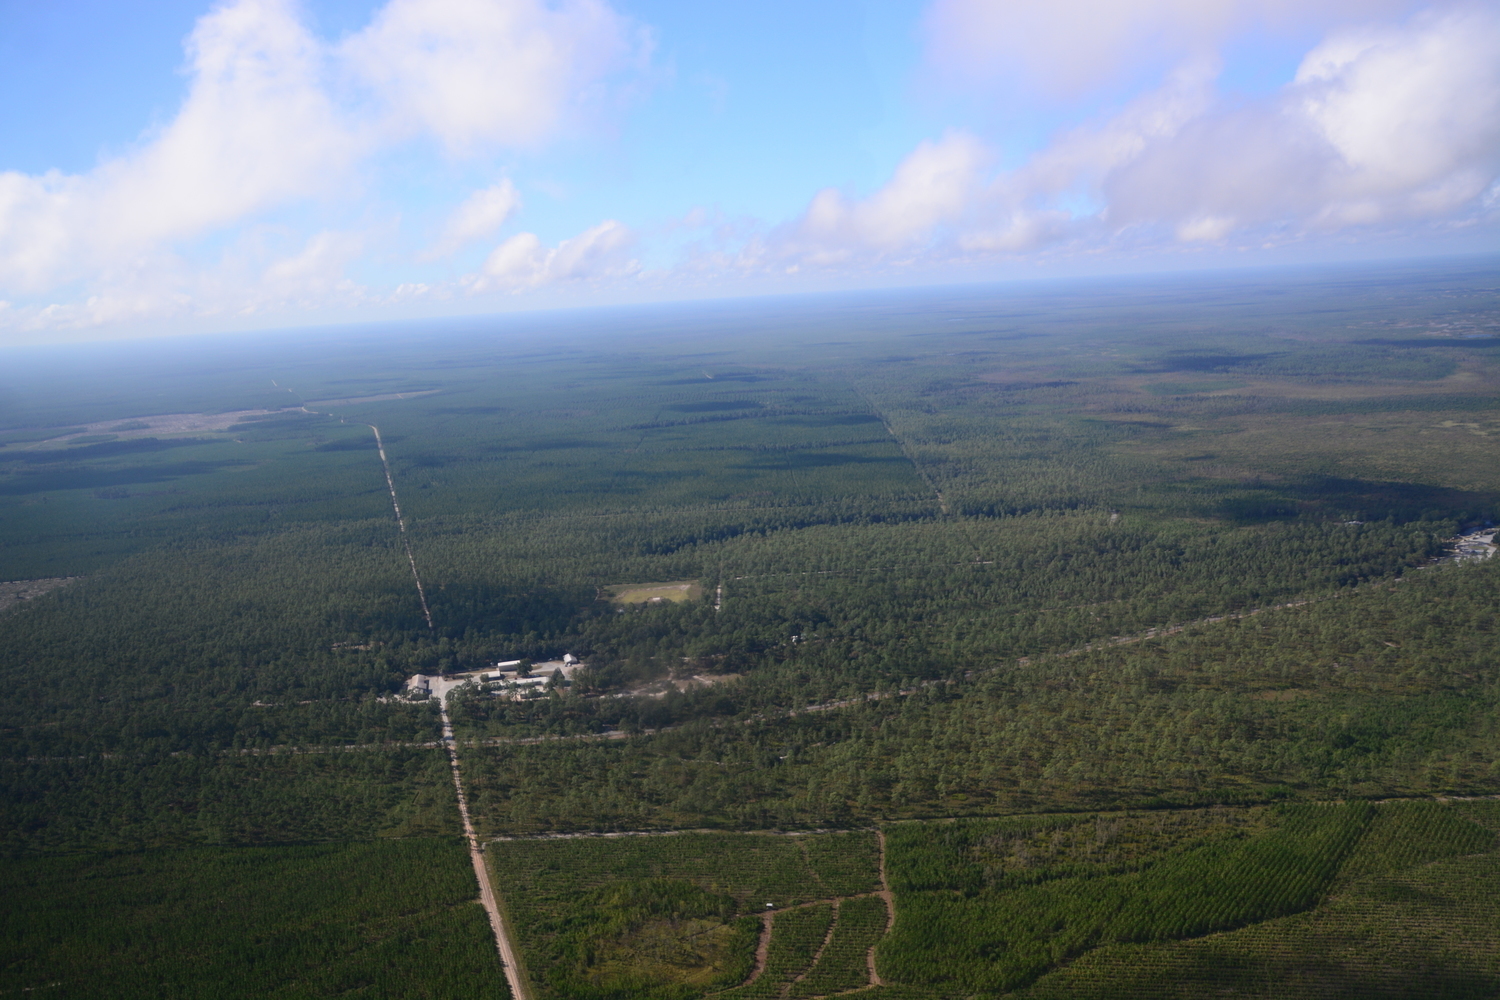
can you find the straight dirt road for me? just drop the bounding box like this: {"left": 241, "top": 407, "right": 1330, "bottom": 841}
{"left": 354, "top": 413, "right": 528, "bottom": 998}
{"left": 441, "top": 699, "right": 530, "bottom": 1000}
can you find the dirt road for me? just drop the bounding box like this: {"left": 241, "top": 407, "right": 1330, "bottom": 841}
{"left": 347, "top": 407, "right": 523, "bottom": 996}
{"left": 440, "top": 700, "right": 531, "bottom": 1000}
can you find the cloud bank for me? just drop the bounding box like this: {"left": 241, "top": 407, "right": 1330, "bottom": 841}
{"left": 0, "top": 0, "right": 1496, "bottom": 335}
{"left": 425, "top": 180, "right": 523, "bottom": 260}
{"left": 923, "top": 0, "right": 1422, "bottom": 97}
{"left": 468, "top": 219, "right": 638, "bottom": 291}
{"left": 0, "top": 0, "right": 644, "bottom": 330}
{"left": 342, "top": 0, "right": 640, "bottom": 153}
{"left": 760, "top": 4, "right": 1500, "bottom": 271}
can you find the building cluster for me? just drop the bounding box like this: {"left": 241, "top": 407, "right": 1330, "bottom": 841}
{"left": 1450, "top": 527, "right": 1497, "bottom": 563}
{"left": 404, "top": 654, "right": 584, "bottom": 701}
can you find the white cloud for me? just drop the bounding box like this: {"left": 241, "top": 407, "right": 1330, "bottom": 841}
{"left": 0, "top": 0, "right": 355, "bottom": 295}
{"left": 1107, "top": 6, "right": 1500, "bottom": 235}
{"left": 0, "top": 225, "right": 377, "bottom": 333}
{"left": 424, "top": 180, "right": 522, "bottom": 259}
{"left": 469, "top": 219, "right": 637, "bottom": 290}
{"left": 764, "top": 5, "right": 1500, "bottom": 269}
{"left": 756, "top": 61, "right": 1214, "bottom": 265}
{"left": 786, "top": 133, "right": 988, "bottom": 262}
{"left": 260, "top": 231, "right": 366, "bottom": 299}
{"left": 341, "top": 0, "right": 643, "bottom": 153}
{"left": 0, "top": 0, "right": 641, "bottom": 331}
{"left": 1298, "top": 11, "right": 1500, "bottom": 197}
{"left": 923, "top": 0, "right": 1421, "bottom": 97}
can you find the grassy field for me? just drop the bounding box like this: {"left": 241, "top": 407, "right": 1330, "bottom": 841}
{"left": 606, "top": 580, "right": 705, "bottom": 605}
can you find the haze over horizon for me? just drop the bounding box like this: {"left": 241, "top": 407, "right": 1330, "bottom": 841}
{"left": 2, "top": 0, "right": 1497, "bottom": 343}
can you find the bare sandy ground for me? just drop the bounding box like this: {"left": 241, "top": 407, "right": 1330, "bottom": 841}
{"left": 11, "top": 409, "right": 294, "bottom": 449}
{"left": 303, "top": 390, "right": 442, "bottom": 406}
{"left": 7, "top": 389, "right": 440, "bottom": 451}
{"left": 0, "top": 577, "right": 78, "bottom": 614}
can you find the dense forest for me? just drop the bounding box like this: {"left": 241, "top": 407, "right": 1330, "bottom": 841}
{"left": 1, "top": 258, "right": 1497, "bottom": 997}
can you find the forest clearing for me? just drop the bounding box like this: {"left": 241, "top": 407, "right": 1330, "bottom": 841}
{"left": 606, "top": 581, "right": 706, "bottom": 605}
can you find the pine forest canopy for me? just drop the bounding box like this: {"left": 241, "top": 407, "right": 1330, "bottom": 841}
{"left": 1, "top": 256, "right": 1498, "bottom": 999}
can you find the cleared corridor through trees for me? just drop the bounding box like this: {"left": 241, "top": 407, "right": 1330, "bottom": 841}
{"left": 361, "top": 419, "right": 528, "bottom": 1000}
{"left": 365, "top": 422, "right": 434, "bottom": 632}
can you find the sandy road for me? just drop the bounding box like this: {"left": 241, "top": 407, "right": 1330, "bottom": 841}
{"left": 343, "top": 408, "right": 525, "bottom": 997}
{"left": 711, "top": 888, "right": 892, "bottom": 996}
{"left": 440, "top": 700, "right": 531, "bottom": 1000}
{"left": 869, "top": 829, "right": 893, "bottom": 986}
{"left": 293, "top": 401, "right": 433, "bottom": 629}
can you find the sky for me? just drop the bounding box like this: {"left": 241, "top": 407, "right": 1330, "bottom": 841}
{"left": 0, "top": 0, "right": 1497, "bottom": 341}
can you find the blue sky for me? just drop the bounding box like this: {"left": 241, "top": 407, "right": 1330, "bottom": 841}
{"left": 1, "top": 0, "right": 1497, "bottom": 340}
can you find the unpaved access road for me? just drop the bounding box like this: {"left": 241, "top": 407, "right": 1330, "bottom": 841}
{"left": 440, "top": 699, "right": 531, "bottom": 1000}
{"left": 349, "top": 414, "right": 525, "bottom": 998}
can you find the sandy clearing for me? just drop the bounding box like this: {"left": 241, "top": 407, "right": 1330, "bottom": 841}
{"left": 0, "top": 577, "right": 79, "bottom": 614}
{"left": 303, "top": 389, "right": 442, "bottom": 406}
{"left": 8, "top": 409, "right": 297, "bottom": 449}
{"left": 605, "top": 580, "right": 702, "bottom": 604}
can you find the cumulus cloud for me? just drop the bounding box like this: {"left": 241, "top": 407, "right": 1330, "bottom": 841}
{"left": 467, "top": 219, "right": 638, "bottom": 291}
{"left": 765, "top": 5, "right": 1500, "bottom": 268}
{"left": 341, "top": 0, "right": 641, "bottom": 152}
{"left": 0, "top": 0, "right": 641, "bottom": 330}
{"left": 924, "top": 0, "right": 1421, "bottom": 97}
{"left": 1107, "top": 6, "right": 1500, "bottom": 236}
{"left": 0, "top": 225, "right": 377, "bottom": 333}
{"left": 259, "top": 230, "right": 366, "bottom": 301}
{"left": 783, "top": 133, "right": 989, "bottom": 264}
{"left": 424, "top": 180, "right": 522, "bottom": 259}
{"left": 0, "top": 0, "right": 354, "bottom": 295}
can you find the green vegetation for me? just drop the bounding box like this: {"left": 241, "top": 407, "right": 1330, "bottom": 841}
{"left": 881, "top": 805, "right": 1373, "bottom": 993}
{"left": 0, "top": 839, "right": 508, "bottom": 999}
{"left": 486, "top": 832, "right": 878, "bottom": 999}
{"left": 871, "top": 800, "right": 1499, "bottom": 998}
{"left": 1334, "top": 800, "right": 1497, "bottom": 884}
{"left": 715, "top": 903, "right": 835, "bottom": 1000}
{"left": 1, "top": 749, "right": 460, "bottom": 854}
{"left": 1018, "top": 852, "right": 1500, "bottom": 999}
{"left": 526, "top": 878, "right": 758, "bottom": 1000}
{"left": 787, "top": 896, "right": 888, "bottom": 997}
{"left": 0, "top": 258, "right": 1497, "bottom": 996}
{"left": 460, "top": 556, "right": 1500, "bottom": 834}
